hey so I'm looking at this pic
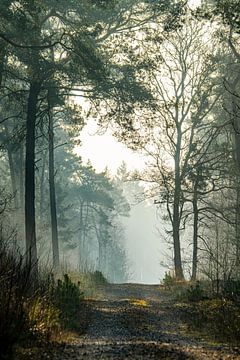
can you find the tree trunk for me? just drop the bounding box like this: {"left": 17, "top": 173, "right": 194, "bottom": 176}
{"left": 39, "top": 149, "right": 47, "bottom": 223}
{"left": 236, "top": 183, "right": 240, "bottom": 268}
{"left": 4, "top": 125, "right": 19, "bottom": 209}
{"left": 83, "top": 201, "right": 89, "bottom": 257}
{"left": 173, "top": 131, "right": 184, "bottom": 280}
{"left": 98, "top": 239, "right": 105, "bottom": 272}
{"left": 231, "top": 76, "right": 240, "bottom": 269}
{"left": 19, "top": 143, "right": 25, "bottom": 210}
{"left": 78, "top": 202, "right": 84, "bottom": 269}
{"left": 232, "top": 112, "right": 240, "bottom": 269}
{"left": 0, "top": 41, "right": 6, "bottom": 88}
{"left": 172, "top": 191, "right": 184, "bottom": 280}
{"left": 191, "top": 186, "right": 198, "bottom": 281}
{"left": 48, "top": 109, "right": 60, "bottom": 270}
{"left": 25, "top": 81, "right": 40, "bottom": 273}
{"left": 215, "top": 222, "right": 220, "bottom": 295}
{"left": 19, "top": 142, "right": 25, "bottom": 245}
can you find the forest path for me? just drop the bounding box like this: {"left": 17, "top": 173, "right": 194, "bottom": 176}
{"left": 56, "top": 284, "right": 240, "bottom": 359}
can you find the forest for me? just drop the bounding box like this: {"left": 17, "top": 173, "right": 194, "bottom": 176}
{"left": 1, "top": 0, "right": 240, "bottom": 359}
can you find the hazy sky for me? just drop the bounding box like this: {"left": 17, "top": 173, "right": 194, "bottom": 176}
{"left": 188, "top": 0, "right": 201, "bottom": 9}
{"left": 76, "top": 120, "right": 168, "bottom": 284}
{"left": 76, "top": 119, "right": 146, "bottom": 174}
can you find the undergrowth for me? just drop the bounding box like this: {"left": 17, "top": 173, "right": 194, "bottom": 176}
{"left": 178, "top": 298, "right": 240, "bottom": 344}
{"left": 0, "top": 239, "right": 107, "bottom": 360}
{"left": 175, "top": 281, "right": 206, "bottom": 302}
{"left": 65, "top": 270, "right": 108, "bottom": 297}
{"left": 168, "top": 279, "right": 240, "bottom": 344}
{"left": 160, "top": 273, "right": 240, "bottom": 344}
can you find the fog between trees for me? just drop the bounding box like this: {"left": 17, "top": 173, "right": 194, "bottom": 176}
{"left": 0, "top": 0, "right": 240, "bottom": 286}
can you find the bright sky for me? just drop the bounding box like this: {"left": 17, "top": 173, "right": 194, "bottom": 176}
{"left": 76, "top": 119, "right": 146, "bottom": 175}
{"left": 188, "top": 0, "right": 201, "bottom": 9}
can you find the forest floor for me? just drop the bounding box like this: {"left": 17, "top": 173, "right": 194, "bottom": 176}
{"left": 19, "top": 283, "right": 240, "bottom": 360}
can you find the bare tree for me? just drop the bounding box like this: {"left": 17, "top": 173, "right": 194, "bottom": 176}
{"left": 116, "top": 18, "right": 221, "bottom": 279}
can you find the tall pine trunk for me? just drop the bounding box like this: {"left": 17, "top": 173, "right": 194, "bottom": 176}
{"left": 0, "top": 41, "right": 6, "bottom": 88}
{"left": 5, "top": 125, "right": 19, "bottom": 209}
{"left": 48, "top": 109, "right": 60, "bottom": 270}
{"left": 25, "top": 81, "right": 40, "bottom": 272}
{"left": 78, "top": 202, "right": 84, "bottom": 269}
{"left": 19, "top": 143, "right": 25, "bottom": 209}
{"left": 39, "top": 149, "right": 47, "bottom": 223}
{"left": 236, "top": 183, "right": 240, "bottom": 268}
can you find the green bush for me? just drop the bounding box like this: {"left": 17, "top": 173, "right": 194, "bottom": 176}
{"left": 174, "top": 281, "right": 206, "bottom": 302}
{"left": 222, "top": 280, "right": 240, "bottom": 300}
{"left": 90, "top": 270, "right": 108, "bottom": 285}
{"left": 62, "top": 271, "right": 108, "bottom": 297}
{"left": 186, "top": 281, "right": 205, "bottom": 302}
{"left": 161, "top": 271, "right": 175, "bottom": 289}
{"left": 54, "top": 274, "right": 83, "bottom": 328}
{"left": 26, "top": 273, "right": 86, "bottom": 338}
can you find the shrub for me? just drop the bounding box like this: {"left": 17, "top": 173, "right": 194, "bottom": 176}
{"left": 90, "top": 270, "right": 108, "bottom": 285}
{"left": 180, "top": 298, "right": 240, "bottom": 343}
{"left": 0, "top": 232, "right": 91, "bottom": 360}
{"left": 161, "top": 271, "right": 175, "bottom": 289}
{"left": 0, "top": 245, "right": 32, "bottom": 359}
{"left": 27, "top": 296, "right": 61, "bottom": 341}
{"left": 186, "top": 281, "right": 205, "bottom": 302}
{"left": 53, "top": 274, "right": 83, "bottom": 328}
{"left": 174, "top": 281, "right": 206, "bottom": 302}
{"left": 222, "top": 280, "right": 240, "bottom": 301}
{"left": 62, "top": 270, "right": 108, "bottom": 297}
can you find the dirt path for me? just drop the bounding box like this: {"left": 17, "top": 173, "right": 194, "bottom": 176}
{"left": 53, "top": 284, "right": 240, "bottom": 359}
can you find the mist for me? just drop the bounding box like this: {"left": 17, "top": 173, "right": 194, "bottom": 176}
{"left": 124, "top": 200, "right": 166, "bottom": 284}
{"left": 1, "top": 0, "right": 240, "bottom": 358}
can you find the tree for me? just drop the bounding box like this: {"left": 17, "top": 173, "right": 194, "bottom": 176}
{"left": 114, "top": 18, "right": 220, "bottom": 280}
{"left": 0, "top": 0, "right": 112, "bottom": 271}
{"left": 209, "top": 0, "right": 240, "bottom": 268}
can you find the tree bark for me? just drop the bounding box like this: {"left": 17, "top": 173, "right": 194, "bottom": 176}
{"left": 191, "top": 184, "right": 199, "bottom": 281}
{"left": 48, "top": 109, "right": 60, "bottom": 270}
{"left": 19, "top": 143, "right": 25, "bottom": 210}
{"left": 236, "top": 183, "right": 240, "bottom": 268}
{"left": 231, "top": 74, "right": 240, "bottom": 269}
{"left": 39, "top": 149, "right": 47, "bottom": 223}
{"left": 78, "top": 202, "right": 84, "bottom": 269}
{"left": 19, "top": 142, "right": 25, "bottom": 244}
{"left": 172, "top": 188, "right": 184, "bottom": 280}
{"left": 173, "top": 131, "right": 184, "bottom": 280}
{"left": 0, "top": 40, "right": 6, "bottom": 88}
{"left": 5, "top": 125, "right": 19, "bottom": 209}
{"left": 25, "top": 81, "right": 40, "bottom": 273}
{"left": 98, "top": 239, "right": 106, "bottom": 273}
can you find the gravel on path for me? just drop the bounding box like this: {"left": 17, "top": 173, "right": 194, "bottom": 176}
{"left": 37, "top": 284, "right": 240, "bottom": 359}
